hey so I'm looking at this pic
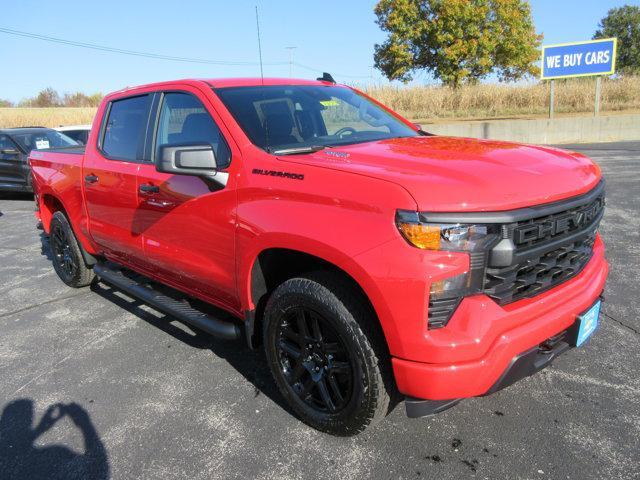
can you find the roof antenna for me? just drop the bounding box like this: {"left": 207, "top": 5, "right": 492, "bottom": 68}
{"left": 255, "top": 6, "right": 264, "bottom": 85}
{"left": 317, "top": 72, "right": 336, "bottom": 84}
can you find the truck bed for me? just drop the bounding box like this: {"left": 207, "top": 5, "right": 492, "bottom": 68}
{"left": 29, "top": 146, "right": 87, "bottom": 236}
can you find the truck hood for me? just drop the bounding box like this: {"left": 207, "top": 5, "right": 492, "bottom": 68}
{"left": 280, "top": 136, "right": 601, "bottom": 212}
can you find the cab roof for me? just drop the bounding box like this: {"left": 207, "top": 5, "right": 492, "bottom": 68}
{"left": 205, "top": 77, "right": 336, "bottom": 88}
{"left": 112, "top": 77, "right": 340, "bottom": 95}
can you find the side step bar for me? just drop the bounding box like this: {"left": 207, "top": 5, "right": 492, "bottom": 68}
{"left": 93, "top": 263, "right": 241, "bottom": 341}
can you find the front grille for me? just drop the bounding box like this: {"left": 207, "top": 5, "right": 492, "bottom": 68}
{"left": 425, "top": 182, "right": 604, "bottom": 329}
{"left": 509, "top": 196, "right": 604, "bottom": 249}
{"left": 484, "top": 234, "right": 596, "bottom": 305}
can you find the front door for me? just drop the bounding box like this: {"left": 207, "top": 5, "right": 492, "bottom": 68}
{"left": 0, "top": 134, "right": 27, "bottom": 190}
{"left": 83, "top": 94, "right": 152, "bottom": 266}
{"left": 135, "top": 89, "right": 238, "bottom": 310}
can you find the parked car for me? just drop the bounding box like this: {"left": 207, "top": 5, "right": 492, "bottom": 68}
{"left": 29, "top": 77, "right": 608, "bottom": 435}
{"left": 0, "top": 127, "right": 78, "bottom": 192}
{"left": 55, "top": 124, "right": 91, "bottom": 145}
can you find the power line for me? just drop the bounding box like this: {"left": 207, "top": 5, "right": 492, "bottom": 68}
{"left": 0, "top": 26, "right": 372, "bottom": 79}
{"left": 0, "top": 26, "right": 285, "bottom": 66}
{"left": 293, "top": 62, "right": 371, "bottom": 79}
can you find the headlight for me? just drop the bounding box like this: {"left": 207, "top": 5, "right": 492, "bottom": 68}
{"left": 396, "top": 210, "right": 502, "bottom": 329}
{"left": 395, "top": 210, "right": 501, "bottom": 252}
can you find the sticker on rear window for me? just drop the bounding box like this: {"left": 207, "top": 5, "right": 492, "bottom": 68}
{"left": 35, "top": 139, "right": 50, "bottom": 150}
{"left": 320, "top": 100, "right": 339, "bottom": 107}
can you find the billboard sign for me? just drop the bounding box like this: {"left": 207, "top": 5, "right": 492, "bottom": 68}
{"left": 540, "top": 38, "right": 617, "bottom": 80}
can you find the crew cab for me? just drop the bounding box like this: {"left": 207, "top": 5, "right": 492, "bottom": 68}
{"left": 29, "top": 77, "right": 608, "bottom": 435}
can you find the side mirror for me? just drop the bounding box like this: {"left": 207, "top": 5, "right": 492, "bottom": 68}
{"left": 157, "top": 144, "right": 228, "bottom": 187}
{"left": 158, "top": 144, "right": 216, "bottom": 174}
{"left": 156, "top": 144, "right": 229, "bottom": 187}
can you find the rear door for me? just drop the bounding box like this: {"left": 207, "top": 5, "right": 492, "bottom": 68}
{"left": 0, "top": 134, "right": 27, "bottom": 189}
{"left": 83, "top": 94, "right": 152, "bottom": 266}
{"left": 135, "top": 89, "right": 239, "bottom": 309}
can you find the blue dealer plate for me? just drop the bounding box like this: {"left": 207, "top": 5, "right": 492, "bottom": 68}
{"left": 576, "top": 300, "right": 601, "bottom": 347}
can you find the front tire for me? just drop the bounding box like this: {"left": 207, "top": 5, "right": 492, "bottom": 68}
{"left": 49, "top": 211, "right": 95, "bottom": 287}
{"left": 263, "top": 272, "right": 391, "bottom": 436}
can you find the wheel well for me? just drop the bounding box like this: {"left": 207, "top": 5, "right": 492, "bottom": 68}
{"left": 40, "top": 194, "right": 97, "bottom": 266}
{"left": 41, "top": 194, "right": 65, "bottom": 230}
{"left": 248, "top": 248, "right": 378, "bottom": 347}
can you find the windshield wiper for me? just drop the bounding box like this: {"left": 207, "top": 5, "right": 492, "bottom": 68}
{"left": 271, "top": 145, "right": 327, "bottom": 156}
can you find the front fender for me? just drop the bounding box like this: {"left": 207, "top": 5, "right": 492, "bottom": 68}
{"left": 236, "top": 164, "right": 418, "bottom": 353}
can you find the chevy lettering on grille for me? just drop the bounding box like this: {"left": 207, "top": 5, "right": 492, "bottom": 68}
{"left": 513, "top": 197, "right": 604, "bottom": 245}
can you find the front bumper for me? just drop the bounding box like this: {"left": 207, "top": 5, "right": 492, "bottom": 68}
{"left": 392, "top": 237, "right": 608, "bottom": 403}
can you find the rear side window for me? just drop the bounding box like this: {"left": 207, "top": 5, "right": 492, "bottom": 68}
{"left": 155, "top": 92, "right": 231, "bottom": 168}
{"left": 102, "top": 95, "right": 151, "bottom": 161}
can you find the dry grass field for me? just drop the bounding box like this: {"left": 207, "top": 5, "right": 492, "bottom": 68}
{"left": 364, "top": 75, "right": 640, "bottom": 122}
{"left": 1, "top": 76, "right": 639, "bottom": 128}
{"left": 0, "top": 107, "right": 97, "bottom": 128}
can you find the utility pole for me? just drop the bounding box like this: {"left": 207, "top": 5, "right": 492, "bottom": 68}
{"left": 285, "top": 46, "right": 297, "bottom": 77}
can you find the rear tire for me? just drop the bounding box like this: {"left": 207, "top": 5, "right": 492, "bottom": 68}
{"left": 49, "top": 211, "right": 95, "bottom": 288}
{"left": 262, "top": 271, "right": 391, "bottom": 436}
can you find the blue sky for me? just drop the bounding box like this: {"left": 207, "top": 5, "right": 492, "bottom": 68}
{"left": 1, "top": 0, "right": 638, "bottom": 102}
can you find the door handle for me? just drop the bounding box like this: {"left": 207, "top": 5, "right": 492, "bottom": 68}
{"left": 145, "top": 199, "right": 175, "bottom": 208}
{"left": 139, "top": 183, "right": 160, "bottom": 194}
{"left": 85, "top": 174, "right": 99, "bottom": 184}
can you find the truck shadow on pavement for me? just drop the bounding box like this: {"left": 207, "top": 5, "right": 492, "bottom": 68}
{"left": 0, "top": 399, "right": 110, "bottom": 480}
{"left": 89, "top": 281, "right": 296, "bottom": 416}
{"left": 37, "top": 233, "right": 398, "bottom": 422}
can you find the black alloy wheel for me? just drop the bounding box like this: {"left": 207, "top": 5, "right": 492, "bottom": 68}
{"left": 48, "top": 211, "right": 95, "bottom": 287}
{"left": 276, "top": 307, "right": 354, "bottom": 413}
{"left": 263, "top": 272, "right": 392, "bottom": 436}
{"left": 50, "top": 221, "right": 77, "bottom": 282}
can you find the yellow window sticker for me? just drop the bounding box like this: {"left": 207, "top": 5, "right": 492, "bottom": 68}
{"left": 320, "top": 99, "right": 340, "bottom": 107}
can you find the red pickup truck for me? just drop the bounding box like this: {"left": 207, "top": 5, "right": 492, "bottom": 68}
{"left": 30, "top": 76, "right": 608, "bottom": 436}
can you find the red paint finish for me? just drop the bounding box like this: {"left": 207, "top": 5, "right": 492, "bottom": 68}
{"left": 392, "top": 238, "right": 608, "bottom": 399}
{"left": 29, "top": 78, "right": 608, "bottom": 402}
{"left": 280, "top": 136, "right": 601, "bottom": 212}
{"left": 83, "top": 154, "right": 142, "bottom": 265}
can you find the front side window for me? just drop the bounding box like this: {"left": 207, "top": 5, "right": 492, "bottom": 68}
{"left": 102, "top": 95, "right": 151, "bottom": 161}
{"left": 215, "top": 85, "right": 417, "bottom": 153}
{"left": 155, "top": 92, "right": 231, "bottom": 168}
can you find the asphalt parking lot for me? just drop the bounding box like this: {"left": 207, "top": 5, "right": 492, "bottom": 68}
{"left": 0, "top": 142, "right": 638, "bottom": 480}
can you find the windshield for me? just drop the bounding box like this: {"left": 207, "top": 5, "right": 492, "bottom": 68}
{"left": 215, "top": 85, "right": 417, "bottom": 153}
{"left": 11, "top": 130, "right": 78, "bottom": 152}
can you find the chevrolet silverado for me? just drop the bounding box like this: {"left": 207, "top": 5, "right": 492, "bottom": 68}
{"left": 29, "top": 76, "right": 608, "bottom": 435}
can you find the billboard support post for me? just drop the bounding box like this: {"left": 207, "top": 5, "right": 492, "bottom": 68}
{"left": 549, "top": 80, "right": 555, "bottom": 119}
{"left": 595, "top": 76, "right": 602, "bottom": 117}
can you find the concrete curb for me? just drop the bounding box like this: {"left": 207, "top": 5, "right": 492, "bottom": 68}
{"left": 423, "top": 113, "right": 640, "bottom": 144}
